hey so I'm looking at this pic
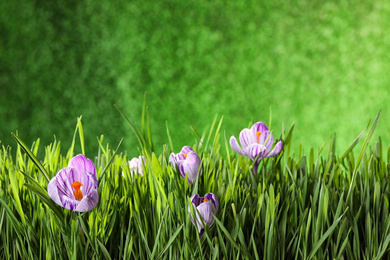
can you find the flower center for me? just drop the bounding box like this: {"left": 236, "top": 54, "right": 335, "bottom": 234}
{"left": 72, "top": 181, "right": 83, "bottom": 201}
{"left": 203, "top": 198, "right": 208, "bottom": 202}
{"left": 184, "top": 153, "right": 188, "bottom": 158}
{"left": 256, "top": 131, "right": 262, "bottom": 143}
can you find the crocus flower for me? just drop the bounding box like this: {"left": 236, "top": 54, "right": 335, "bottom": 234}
{"left": 188, "top": 193, "right": 219, "bottom": 238}
{"left": 124, "top": 156, "right": 146, "bottom": 180}
{"left": 169, "top": 146, "right": 201, "bottom": 185}
{"left": 47, "top": 154, "right": 99, "bottom": 212}
{"left": 230, "top": 122, "right": 283, "bottom": 174}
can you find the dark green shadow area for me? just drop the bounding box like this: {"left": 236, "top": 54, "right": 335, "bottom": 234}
{"left": 1, "top": 0, "right": 389, "bottom": 157}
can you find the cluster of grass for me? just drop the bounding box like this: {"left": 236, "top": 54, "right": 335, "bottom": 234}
{"left": 1, "top": 107, "right": 390, "bottom": 259}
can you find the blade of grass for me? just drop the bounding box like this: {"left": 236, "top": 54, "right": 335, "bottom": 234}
{"left": 12, "top": 133, "right": 50, "bottom": 182}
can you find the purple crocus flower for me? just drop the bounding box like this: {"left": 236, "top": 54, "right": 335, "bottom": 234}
{"left": 47, "top": 154, "right": 99, "bottom": 212}
{"left": 230, "top": 122, "right": 283, "bottom": 174}
{"left": 169, "top": 146, "right": 201, "bottom": 185}
{"left": 188, "top": 193, "right": 219, "bottom": 238}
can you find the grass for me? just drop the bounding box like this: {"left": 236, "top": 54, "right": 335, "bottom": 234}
{"left": 1, "top": 109, "right": 390, "bottom": 259}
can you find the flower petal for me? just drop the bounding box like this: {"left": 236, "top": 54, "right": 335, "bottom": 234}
{"left": 190, "top": 194, "right": 201, "bottom": 207}
{"left": 60, "top": 196, "right": 79, "bottom": 211}
{"left": 229, "top": 136, "right": 246, "bottom": 156}
{"left": 47, "top": 177, "right": 63, "bottom": 207}
{"left": 246, "top": 143, "right": 267, "bottom": 161}
{"left": 239, "top": 129, "right": 256, "bottom": 149}
{"left": 180, "top": 146, "right": 194, "bottom": 155}
{"left": 68, "top": 154, "right": 96, "bottom": 176}
{"left": 182, "top": 152, "right": 201, "bottom": 184}
{"left": 55, "top": 167, "right": 77, "bottom": 200}
{"left": 265, "top": 141, "right": 283, "bottom": 158}
{"left": 129, "top": 156, "right": 144, "bottom": 177}
{"left": 196, "top": 202, "right": 215, "bottom": 227}
{"left": 205, "top": 193, "right": 219, "bottom": 212}
{"left": 258, "top": 130, "right": 274, "bottom": 152}
{"left": 75, "top": 189, "right": 99, "bottom": 212}
{"left": 169, "top": 153, "right": 176, "bottom": 164}
{"left": 82, "top": 172, "right": 99, "bottom": 195}
{"left": 250, "top": 122, "right": 269, "bottom": 135}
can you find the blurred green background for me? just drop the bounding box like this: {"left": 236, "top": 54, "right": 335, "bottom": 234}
{"left": 1, "top": 0, "right": 389, "bottom": 157}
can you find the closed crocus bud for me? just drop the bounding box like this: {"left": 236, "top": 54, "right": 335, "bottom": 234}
{"left": 188, "top": 193, "right": 219, "bottom": 237}
{"left": 47, "top": 154, "right": 99, "bottom": 212}
{"left": 230, "top": 122, "right": 283, "bottom": 174}
{"left": 128, "top": 156, "right": 146, "bottom": 179}
{"left": 169, "top": 146, "right": 201, "bottom": 185}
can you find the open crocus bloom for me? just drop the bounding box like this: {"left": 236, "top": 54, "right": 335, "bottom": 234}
{"left": 230, "top": 122, "right": 283, "bottom": 173}
{"left": 188, "top": 193, "right": 219, "bottom": 238}
{"left": 169, "top": 146, "right": 201, "bottom": 185}
{"left": 128, "top": 156, "right": 146, "bottom": 179}
{"left": 47, "top": 154, "right": 99, "bottom": 212}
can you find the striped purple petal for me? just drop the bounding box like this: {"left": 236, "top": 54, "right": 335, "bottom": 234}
{"left": 239, "top": 129, "right": 256, "bottom": 149}
{"left": 182, "top": 152, "right": 201, "bottom": 184}
{"left": 265, "top": 141, "right": 283, "bottom": 158}
{"left": 180, "top": 146, "right": 194, "bottom": 155}
{"left": 251, "top": 122, "right": 269, "bottom": 136}
{"left": 60, "top": 195, "right": 79, "bottom": 211}
{"left": 75, "top": 190, "right": 99, "bottom": 212}
{"left": 246, "top": 143, "right": 267, "bottom": 161}
{"left": 68, "top": 154, "right": 96, "bottom": 176}
{"left": 257, "top": 130, "right": 274, "bottom": 152}
{"left": 229, "top": 136, "right": 246, "bottom": 156}
{"left": 205, "top": 193, "right": 219, "bottom": 212}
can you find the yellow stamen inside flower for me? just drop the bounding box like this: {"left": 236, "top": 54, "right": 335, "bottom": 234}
{"left": 203, "top": 198, "right": 208, "bottom": 202}
{"left": 256, "top": 131, "right": 262, "bottom": 143}
{"left": 184, "top": 153, "right": 188, "bottom": 158}
{"left": 72, "top": 181, "right": 83, "bottom": 201}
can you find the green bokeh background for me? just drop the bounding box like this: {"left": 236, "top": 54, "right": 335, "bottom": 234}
{"left": 1, "top": 0, "right": 389, "bottom": 157}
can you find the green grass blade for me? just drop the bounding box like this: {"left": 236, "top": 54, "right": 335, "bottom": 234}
{"left": 12, "top": 133, "right": 50, "bottom": 182}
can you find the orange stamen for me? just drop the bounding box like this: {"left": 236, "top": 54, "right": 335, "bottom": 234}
{"left": 256, "top": 131, "right": 261, "bottom": 143}
{"left": 203, "top": 198, "right": 208, "bottom": 202}
{"left": 184, "top": 153, "right": 188, "bottom": 158}
{"left": 72, "top": 181, "right": 83, "bottom": 201}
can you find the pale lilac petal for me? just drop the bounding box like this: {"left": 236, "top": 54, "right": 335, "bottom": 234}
{"left": 68, "top": 154, "right": 96, "bottom": 176}
{"left": 182, "top": 152, "right": 201, "bottom": 184}
{"left": 265, "top": 141, "right": 283, "bottom": 158}
{"left": 196, "top": 202, "right": 215, "bottom": 227}
{"left": 47, "top": 177, "right": 63, "bottom": 207}
{"left": 246, "top": 143, "right": 267, "bottom": 161}
{"left": 75, "top": 190, "right": 99, "bottom": 212}
{"left": 169, "top": 153, "right": 176, "bottom": 164}
{"left": 60, "top": 196, "right": 79, "bottom": 211}
{"left": 205, "top": 193, "right": 219, "bottom": 212}
{"left": 56, "top": 167, "right": 77, "bottom": 200}
{"left": 239, "top": 129, "right": 256, "bottom": 149}
{"left": 179, "top": 163, "right": 186, "bottom": 178}
{"left": 257, "top": 130, "right": 274, "bottom": 152}
{"left": 229, "top": 136, "right": 246, "bottom": 156}
{"left": 250, "top": 122, "right": 269, "bottom": 136}
{"left": 129, "top": 157, "right": 143, "bottom": 176}
{"left": 175, "top": 154, "right": 186, "bottom": 162}
{"left": 180, "top": 146, "right": 194, "bottom": 155}
{"left": 82, "top": 172, "right": 98, "bottom": 195}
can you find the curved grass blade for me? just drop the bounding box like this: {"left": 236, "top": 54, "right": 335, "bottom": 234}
{"left": 12, "top": 133, "right": 50, "bottom": 182}
{"left": 346, "top": 110, "right": 381, "bottom": 203}
{"left": 98, "top": 138, "right": 123, "bottom": 183}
